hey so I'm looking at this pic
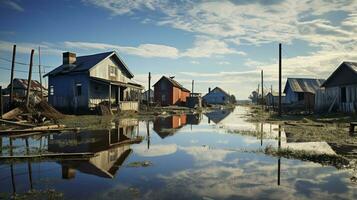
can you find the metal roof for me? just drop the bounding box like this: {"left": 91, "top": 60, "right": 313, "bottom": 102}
{"left": 44, "top": 51, "right": 134, "bottom": 78}
{"left": 321, "top": 61, "right": 357, "bottom": 87}
{"left": 283, "top": 78, "right": 325, "bottom": 94}
{"left": 153, "top": 76, "right": 190, "bottom": 92}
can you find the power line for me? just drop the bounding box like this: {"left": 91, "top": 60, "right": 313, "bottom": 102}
{"left": 0, "top": 66, "right": 45, "bottom": 74}
{"left": 0, "top": 57, "right": 54, "bottom": 68}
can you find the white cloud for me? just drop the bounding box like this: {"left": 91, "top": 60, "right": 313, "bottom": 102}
{"left": 64, "top": 37, "right": 245, "bottom": 59}
{"left": 133, "top": 144, "right": 177, "bottom": 157}
{"left": 1, "top": 0, "right": 24, "bottom": 12}
{"left": 190, "top": 60, "right": 200, "bottom": 64}
{"left": 217, "top": 61, "right": 230, "bottom": 65}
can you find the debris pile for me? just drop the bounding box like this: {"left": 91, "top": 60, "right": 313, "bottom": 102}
{"left": 0, "top": 100, "right": 68, "bottom": 136}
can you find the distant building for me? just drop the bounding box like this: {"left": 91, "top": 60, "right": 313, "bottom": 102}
{"left": 141, "top": 89, "right": 154, "bottom": 103}
{"left": 153, "top": 76, "right": 190, "bottom": 106}
{"left": 203, "top": 87, "right": 232, "bottom": 105}
{"left": 265, "top": 92, "right": 285, "bottom": 106}
{"left": 44, "top": 51, "right": 143, "bottom": 112}
{"left": 283, "top": 78, "right": 325, "bottom": 109}
{"left": 6, "top": 78, "right": 47, "bottom": 100}
{"left": 316, "top": 61, "right": 357, "bottom": 113}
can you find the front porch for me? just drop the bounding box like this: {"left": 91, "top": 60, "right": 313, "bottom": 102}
{"left": 89, "top": 77, "right": 143, "bottom": 111}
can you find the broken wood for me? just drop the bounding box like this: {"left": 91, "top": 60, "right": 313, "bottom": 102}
{"left": 0, "top": 119, "right": 35, "bottom": 127}
{"left": 2, "top": 107, "right": 24, "bottom": 120}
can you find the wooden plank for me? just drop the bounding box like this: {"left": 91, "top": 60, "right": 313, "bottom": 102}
{"left": 0, "top": 118, "right": 35, "bottom": 127}
{"left": 2, "top": 107, "right": 24, "bottom": 120}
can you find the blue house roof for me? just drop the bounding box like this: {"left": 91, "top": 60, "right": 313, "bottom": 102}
{"left": 44, "top": 51, "right": 134, "bottom": 78}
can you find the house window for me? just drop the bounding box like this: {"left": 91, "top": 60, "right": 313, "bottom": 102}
{"left": 341, "top": 87, "right": 346, "bottom": 103}
{"left": 76, "top": 83, "right": 82, "bottom": 96}
{"left": 298, "top": 93, "right": 304, "bottom": 101}
{"left": 109, "top": 65, "right": 116, "bottom": 77}
{"left": 50, "top": 85, "right": 54, "bottom": 95}
{"left": 162, "top": 94, "right": 166, "bottom": 102}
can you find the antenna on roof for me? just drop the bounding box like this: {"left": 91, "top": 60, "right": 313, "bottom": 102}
{"left": 169, "top": 76, "right": 175, "bottom": 79}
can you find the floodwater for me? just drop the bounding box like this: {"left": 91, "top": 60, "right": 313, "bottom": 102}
{"left": 1, "top": 106, "right": 357, "bottom": 199}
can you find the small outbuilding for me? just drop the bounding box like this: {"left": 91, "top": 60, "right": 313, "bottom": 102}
{"left": 283, "top": 78, "right": 325, "bottom": 110}
{"left": 265, "top": 92, "right": 285, "bottom": 107}
{"left": 141, "top": 89, "right": 154, "bottom": 104}
{"left": 316, "top": 61, "right": 357, "bottom": 113}
{"left": 153, "top": 76, "right": 190, "bottom": 106}
{"left": 203, "top": 87, "right": 232, "bottom": 105}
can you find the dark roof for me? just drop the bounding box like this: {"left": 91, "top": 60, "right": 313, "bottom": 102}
{"left": 153, "top": 76, "right": 190, "bottom": 92}
{"left": 322, "top": 61, "right": 357, "bottom": 87}
{"left": 283, "top": 78, "right": 325, "bottom": 94}
{"left": 44, "top": 51, "right": 134, "bottom": 78}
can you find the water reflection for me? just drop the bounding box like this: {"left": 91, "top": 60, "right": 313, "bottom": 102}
{"left": 1, "top": 107, "right": 357, "bottom": 199}
{"left": 153, "top": 113, "right": 202, "bottom": 138}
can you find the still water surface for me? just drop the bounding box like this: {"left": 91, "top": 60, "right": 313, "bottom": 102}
{"left": 1, "top": 106, "right": 357, "bottom": 199}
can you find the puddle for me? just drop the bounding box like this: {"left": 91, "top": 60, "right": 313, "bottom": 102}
{"left": 1, "top": 106, "right": 357, "bottom": 199}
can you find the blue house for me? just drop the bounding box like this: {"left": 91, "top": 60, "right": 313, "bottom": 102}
{"left": 44, "top": 51, "right": 143, "bottom": 112}
{"left": 203, "top": 87, "right": 232, "bottom": 105}
{"left": 283, "top": 78, "right": 325, "bottom": 108}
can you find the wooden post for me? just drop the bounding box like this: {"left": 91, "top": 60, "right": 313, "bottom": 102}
{"left": 147, "top": 72, "right": 151, "bottom": 107}
{"left": 10, "top": 45, "right": 16, "bottom": 105}
{"left": 26, "top": 49, "right": 35, "bottom": 108}
{"left": 109, "top": 83, "right": 111, "bottom": 110}
{"left": 257, "top": 84, "right": 260, "bottom": 105}
{"left": 0, "top": 86, "right": 2, "bottom": 118}
{"left": 38, "top": 46, "right": 43, "bottom": 100}
{"left": 271, "top": 85, "right": 274, "bottom": 110}
{"left": 261, "top": 70, "right": 264, "bottom": 109}
{"left": 279, "top": 43, "right": 282, "bottom": 116}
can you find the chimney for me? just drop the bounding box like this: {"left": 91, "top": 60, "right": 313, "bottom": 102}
{"left": 208, "top": 87, "right": 211, "bottom": 93}
{"left": 63, "top": 52, "right": 76, "bottom": 65}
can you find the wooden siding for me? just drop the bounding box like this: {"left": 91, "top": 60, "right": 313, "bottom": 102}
{"left": 315, "top": 84, "right": 357, "bottom": 113}
{"left": 154, "top": 78, "right": 189, "bottom": 106}
{"left": 89, "top": 56, "right": 130, "bottom": 83}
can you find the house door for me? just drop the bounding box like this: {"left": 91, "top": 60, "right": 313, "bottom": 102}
{"left": 341, "top": 87, "right": 346, "bottom": 103}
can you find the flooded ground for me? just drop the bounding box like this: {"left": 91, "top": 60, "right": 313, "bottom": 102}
{"left": 1, "top": 106, "right": 357, "bottom": 199}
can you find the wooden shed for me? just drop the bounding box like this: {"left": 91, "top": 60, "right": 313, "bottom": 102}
{"left": 153, "top": 76, "right": 190, "bottom": 106}
{"left": 315, "top": 61, "right": 357, "bottom": 113}
{"left": 283, "top": 78, "right": 325, "bottom": 110}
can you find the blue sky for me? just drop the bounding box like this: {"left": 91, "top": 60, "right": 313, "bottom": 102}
{"left": 0, "top": 0, "right": 356, "bottom": 99}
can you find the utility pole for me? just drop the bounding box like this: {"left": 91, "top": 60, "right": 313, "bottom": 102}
{"left": 261, "top": 70, "right": 264, "bottom": 109}
{"left": 257, "top": 84, "right": 260, "bottom": 105}
{"left": 10, "top": 45, "right": 16, "bottom": 105}
{"left": 271, "top": 85, "right": 274, "bottom": 110}
{"left": 191, "top": 80, "right": 194, "bottom": 96}
{"left": 0, "top": 86, "right": 3, "bottom": 118}
{"left": 279, "top": 43, "right": 282, "bottom": 116}
{"left": 147, "top": 72, "right": 151, "bottom": 107}
{"left": 38, "top": 46, "right": 43, "bottom": 100}
{"left": 25, "top": 49, "right": 35, "bottom": 108}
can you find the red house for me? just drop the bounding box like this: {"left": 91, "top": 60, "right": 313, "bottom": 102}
{"left": 153, "top": 76, "right": 190, "bottom": 106}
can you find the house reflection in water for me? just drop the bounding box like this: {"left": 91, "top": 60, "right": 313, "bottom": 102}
{"left": 153, "top": 113, "right": 202, "bottom": 138}
{"left": 48, "top": 119, "right": 141, "bottom": 179}
{"left": 204, "top": 108, "right": 234, "bottom": 124}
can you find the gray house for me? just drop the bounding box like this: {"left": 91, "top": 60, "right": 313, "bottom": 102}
{"left": 203, "top": 87, "right": 231, "bottom": 105}
{"left": 284, "top": 78, "right": 325, "bottom": 109}
{"left": 44, "top": 51, "right": 143, "bottom": 112}
{"left": 315, "top": 61, "right": 357, "bottom": 113}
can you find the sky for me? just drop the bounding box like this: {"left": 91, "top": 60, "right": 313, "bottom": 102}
{"left": 0, "top": 0, "right": 356, "bottom": 100}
